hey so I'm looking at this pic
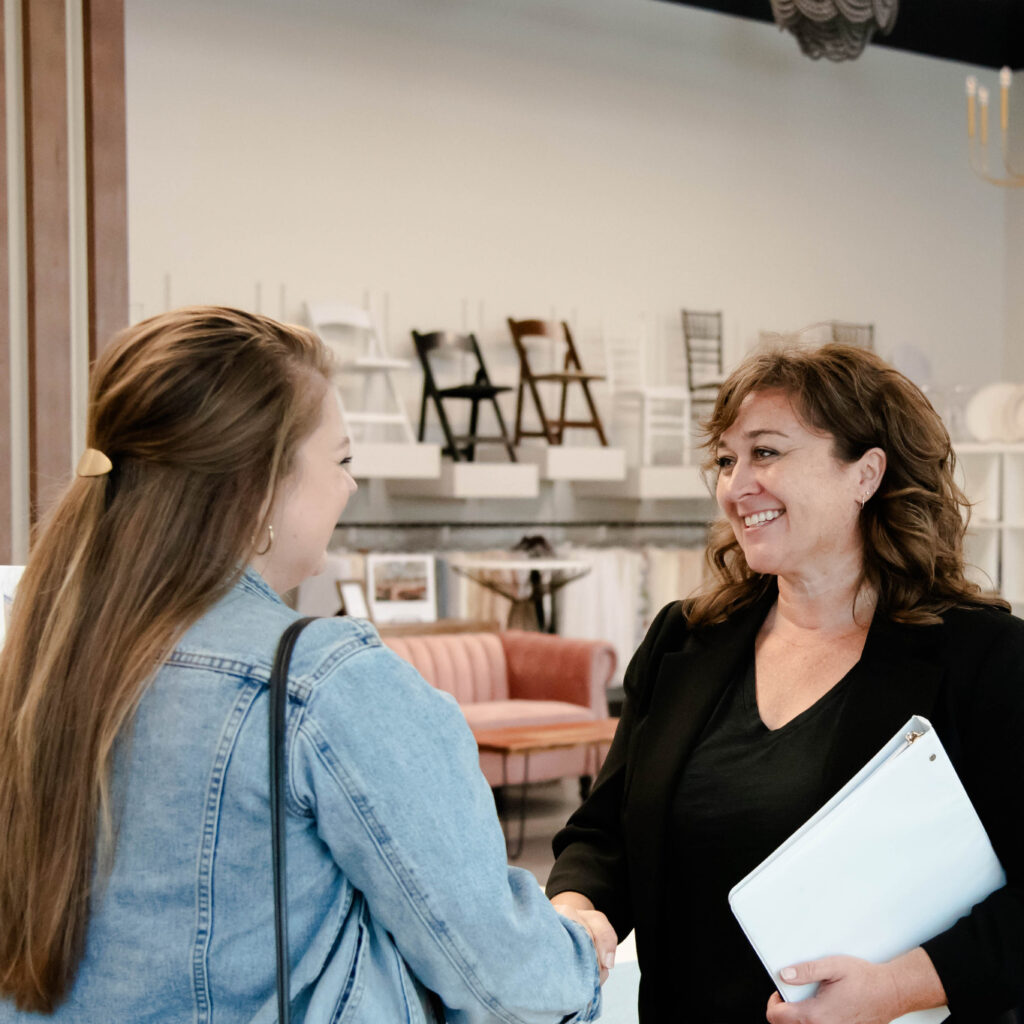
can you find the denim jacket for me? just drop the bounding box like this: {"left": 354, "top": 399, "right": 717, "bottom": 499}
{"left": 2, "top": 569, "right": 601, "bottom": 1023}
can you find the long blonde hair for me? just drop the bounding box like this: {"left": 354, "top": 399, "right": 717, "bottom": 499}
{"left": 0, "top": 307, "right": 329, "bottom": 1011}
{"left": 688, "top": 342, "right": 1007, "bottom": 627}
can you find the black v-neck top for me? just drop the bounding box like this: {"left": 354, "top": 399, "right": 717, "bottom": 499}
{"left": 666, "top": 652, "right": 859, "bottom": 1021}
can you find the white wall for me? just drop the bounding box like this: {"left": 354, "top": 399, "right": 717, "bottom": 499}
{"left": 124, "top": 0, "right": 1015, "bottom": 397}
{"left": 1006, "top": 189, "right": 1024, "bottom": 381}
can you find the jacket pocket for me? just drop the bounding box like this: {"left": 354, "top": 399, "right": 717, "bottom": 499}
{"left": 328, "top": 916, "right": 367, "bottom": 1024}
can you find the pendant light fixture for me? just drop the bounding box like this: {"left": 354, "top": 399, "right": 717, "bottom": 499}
{"left": 770, "top": 0, "right": 899, "bottom": 61}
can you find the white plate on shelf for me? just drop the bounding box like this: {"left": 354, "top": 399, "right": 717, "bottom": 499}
{"left": 965, "top": 383, "right": 1019, "bottom": 442}
{"left": 1006, "top": 386, "right": 1024, "bottom": 443}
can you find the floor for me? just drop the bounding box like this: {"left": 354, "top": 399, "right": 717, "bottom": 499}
{"left": 502, "top": 777, "right": 579, "bottom": 888}
{"left": 504, "top": 778, "right": 641, "bottom": 1023}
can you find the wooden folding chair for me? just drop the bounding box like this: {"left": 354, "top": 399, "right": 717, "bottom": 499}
{"left": 506, "top": 318, "right": 608, "bottom": 447}
{"left": 411, "top": 330, "right": 517, "bottom": 462}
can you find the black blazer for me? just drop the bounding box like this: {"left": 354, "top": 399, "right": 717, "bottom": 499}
{"left": 548, "top": 590, "right": 1024, "bottom": 1021}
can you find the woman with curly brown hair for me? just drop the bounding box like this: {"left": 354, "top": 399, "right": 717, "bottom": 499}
{"left": 548, "top": 342, "right": 1024, "bottom": 1023}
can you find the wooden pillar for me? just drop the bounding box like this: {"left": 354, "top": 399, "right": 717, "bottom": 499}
{"left": 0, "top": 5, "right": 10, "bottom": 561}
{"left": 2, "top": 0, "right": 127, "bottom": 537}
{"left": 22, "top": 0, "right": 71, "bottom": 518}
{"left": 83, "top": 0, "right": 126, "bottom": 357}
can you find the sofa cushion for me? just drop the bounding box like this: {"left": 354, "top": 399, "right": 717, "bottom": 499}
{"left": 382, "top": 632, "right": 508, "bottom": 703}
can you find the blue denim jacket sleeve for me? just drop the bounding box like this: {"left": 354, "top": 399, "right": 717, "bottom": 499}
{"left": 288, "top": 623, "right": 602, "bottom": 1024}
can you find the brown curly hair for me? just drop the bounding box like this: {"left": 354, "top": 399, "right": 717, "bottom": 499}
{"left": 687, "top": 342, "right": 1007, "bottom": 627}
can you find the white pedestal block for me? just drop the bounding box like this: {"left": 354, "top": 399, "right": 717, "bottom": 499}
{"left": 350, "top": 442, "right": 440, "bottom": 480}
{"left": 388, "top": 461, "right": 539, "bottom": 499}
{"left": 515, "top": 444, "right": 627, "bottom": 481}
{"left": 576, "top": 465, "right": 708, "bottom": 500}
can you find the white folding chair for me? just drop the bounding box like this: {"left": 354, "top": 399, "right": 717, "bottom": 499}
{"left": 603, "top": 328, "right": 692, "bottom": 465}
{"left": 305, "top": 301, "right": 415, "bottom": 444}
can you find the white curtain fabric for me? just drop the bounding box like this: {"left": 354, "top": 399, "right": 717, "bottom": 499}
{"left": 556, "top": 547, "right": 646, "bottom": 685}
{"left": 556, "top": 545, "right": 707, "bottom": 684}
{"left": 438, "top": 549, "right": 513, "bottom": 626}
{"left": 644, "top": 546, "right": 707, "bottom": 621}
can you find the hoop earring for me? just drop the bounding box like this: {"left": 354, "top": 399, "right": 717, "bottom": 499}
{"left": 254, "top": 524, "right": 274, "bottom": 556}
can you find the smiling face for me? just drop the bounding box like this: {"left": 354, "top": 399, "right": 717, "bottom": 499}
{"left": 714, "top": 389, "right": 882, "bottom": 587}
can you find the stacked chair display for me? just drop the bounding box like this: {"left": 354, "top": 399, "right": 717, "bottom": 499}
{"left": 681, "top": 308, "right": 726, "bottom": 423}
{"left": 506, "top": 318, "right": 608, "bottom": 447}
{"left": 411, "top": 330, "right": 517, "bottom": 462}
{"left": 604, "top": 328, "right": 692, "bottom": 465}
{"left": 305, "top": 301, "right": 416, "bottom": 443}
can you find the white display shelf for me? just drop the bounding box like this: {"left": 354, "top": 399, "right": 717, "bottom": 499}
{"left": 388, "top": 460, "right": 539, "bottom": 499}
{"left": 575, "top": 465, "right": 708, "bottom": 501}
{"left": 350, "top": 442, "right": 441, "bottom": 480}
{"left": 958, "top": 445, "right": 1024, "bottom": 604}
{"left": 513, "top": 444, "right": 627, "bottom": 482}
{"left": 957, "top": 447, "right": 1002, "bottom": 523}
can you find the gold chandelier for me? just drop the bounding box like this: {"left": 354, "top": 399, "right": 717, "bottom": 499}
{"left": 965, "top": 68, "right": 1024, "bottom": 188}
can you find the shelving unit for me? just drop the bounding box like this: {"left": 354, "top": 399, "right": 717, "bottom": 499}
{"left": 575, "top": 465, "right": 707, "bottom": 501}
{"left": 387, "top": 461, "right": 540, "bottom": 499}
{"left": 957, "top": 444, "right": 1024, "bottom": 613}
{"left": 513, "top": 443, "right": 627, "bottom": 482}
{"left": 350, "top": 442, "right": 441, "bottom": 480}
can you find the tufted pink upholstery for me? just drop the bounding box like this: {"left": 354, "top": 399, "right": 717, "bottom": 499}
{"left": 381, "top": 633, "right": 509, "bottom": 704}
{"left": 382, "top": 629, "right": 617, "bottom": 787}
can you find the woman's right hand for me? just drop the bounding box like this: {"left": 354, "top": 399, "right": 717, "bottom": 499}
{"left": 551, "top": 894, "right": 618, "bottom": 984}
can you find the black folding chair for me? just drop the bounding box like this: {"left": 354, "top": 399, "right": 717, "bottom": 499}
{"left": 411, "top": 330, "right": 517, "bottom": 462}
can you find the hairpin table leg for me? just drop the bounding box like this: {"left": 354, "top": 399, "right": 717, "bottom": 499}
{"left": 496, "top": 750, "right": 531, "bottom": 860}
{"left": 510, "top": 752, "right": 531, "bottom": 860}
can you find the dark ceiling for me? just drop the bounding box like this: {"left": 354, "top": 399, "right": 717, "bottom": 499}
{"left": 655, "top": 1, "right": 1024, "bottom": 70}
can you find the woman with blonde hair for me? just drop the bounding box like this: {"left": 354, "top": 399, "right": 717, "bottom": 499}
{"left": 0, "top": 307, "right": 610, "bottom": 1022}
{"left": 548, "top": 342, "right": 1024, "bottom": 1023}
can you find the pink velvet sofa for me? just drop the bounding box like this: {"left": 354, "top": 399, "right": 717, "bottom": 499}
{"left": 381, "top": 630, "right": 617, "bottom": 788}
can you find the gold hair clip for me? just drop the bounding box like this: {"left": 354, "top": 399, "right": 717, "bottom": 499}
{"left": 76, "top": 448, "right": 112, "bottom": 477}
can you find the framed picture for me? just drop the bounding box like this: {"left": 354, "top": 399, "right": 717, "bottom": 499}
{"left": 365, "top": 554, "right": 437, "bottom": 625}
{"left": 335, "top": 579, "right": 371, "bottom": 620}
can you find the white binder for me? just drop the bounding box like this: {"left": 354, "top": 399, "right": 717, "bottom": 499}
{"left": 728, "top": 715, "right": 1005, "bottom": 1024}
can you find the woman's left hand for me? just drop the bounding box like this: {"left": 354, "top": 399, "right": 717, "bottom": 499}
{"left": 764, "top": 955, "right": 900, "bottom": 1023}
{"left": 764, "top": 948, "right": 945, "bottom": 1024}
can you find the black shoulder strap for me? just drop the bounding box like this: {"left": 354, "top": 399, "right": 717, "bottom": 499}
{"left": 269, "top": 616, "right": 316, "bottom": 1024}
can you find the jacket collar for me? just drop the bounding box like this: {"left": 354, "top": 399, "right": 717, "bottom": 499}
{"left": 625, "top": 588, "right": 775, "bottom": 946}
{"left": 239, "top": 565, "right": 287, "bottom": 605}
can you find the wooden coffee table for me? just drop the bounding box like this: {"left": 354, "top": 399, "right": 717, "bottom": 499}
{"left": 472, "top": 718, "right": 619, "bottom": 858}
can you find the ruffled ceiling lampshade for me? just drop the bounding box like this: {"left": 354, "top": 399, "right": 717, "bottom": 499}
{"left": 770, "top": 0, "right": 899, "bottom": 61}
